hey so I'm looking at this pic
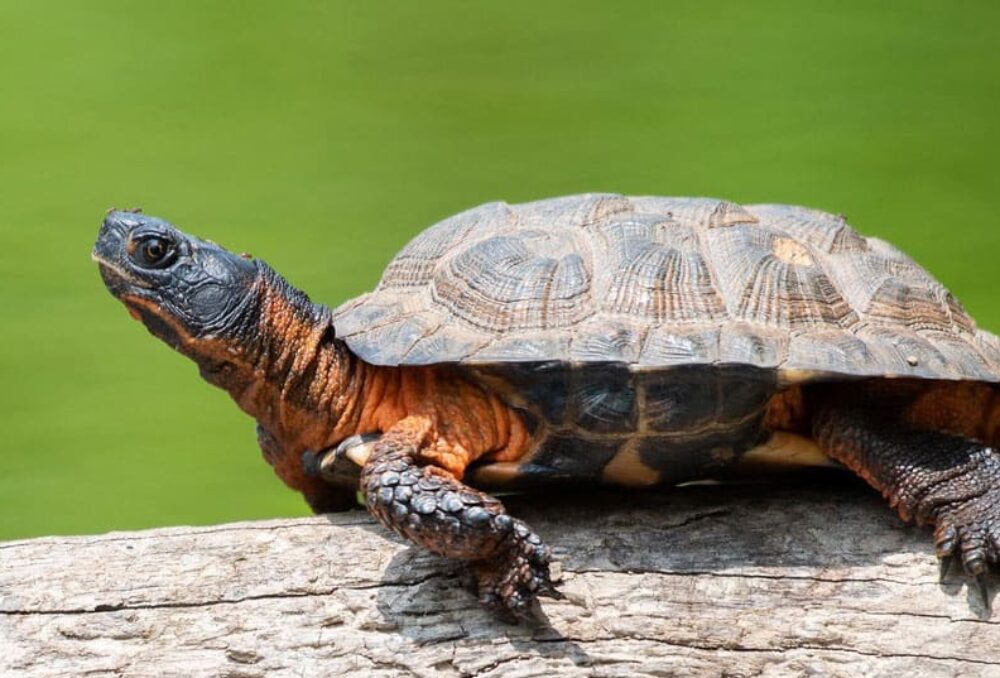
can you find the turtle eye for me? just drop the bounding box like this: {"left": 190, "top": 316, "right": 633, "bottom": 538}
{"left": 132, "top": 236, "right": 176, "bottom": 268}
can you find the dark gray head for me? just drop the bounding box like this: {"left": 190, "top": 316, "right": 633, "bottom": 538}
{"left": 94, "top": 209, "right": 352, "bottom": 508}
{"left": 92, "top": 210, "right": 262, "bottom": 353}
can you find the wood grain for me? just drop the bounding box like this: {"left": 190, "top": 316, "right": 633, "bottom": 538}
{"left": 2, "top": 482, "right": 997, "bottom": 677}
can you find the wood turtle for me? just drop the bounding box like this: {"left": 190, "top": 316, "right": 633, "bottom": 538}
{"left": 93, "top": 194, "right": 1000, "bottom": 619}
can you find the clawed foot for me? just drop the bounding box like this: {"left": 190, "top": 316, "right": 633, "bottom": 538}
{"left": 914, "top": 447, "right": 1000, "bottom": 611}
{"left": 812, "top": 406, "right": 1000, "bottom": 614}
{"left": 359, "top": 418, "right": 563, "bottom": 621}
{"left": 932, "top": 487, "right": 1000, "bottom": 611}
{"left": 471, "top": 517, "right": 563, "bottom": 621}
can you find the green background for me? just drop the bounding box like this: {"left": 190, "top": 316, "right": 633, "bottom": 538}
{"left": 1, "top": 1, "right": 998, "bottom": 540}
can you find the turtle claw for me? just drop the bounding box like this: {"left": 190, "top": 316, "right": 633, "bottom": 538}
{"left": 975, "top": 575, "right": 992, "bottom": 612}
{"left": 932, "top": 503, "right": 1000, "bottom": 614}
{"left": 940, "top": 549, "right": 993, "bottom": 612}
{"left": 541, "top": 585, "right": 565, "bottom": 601}
{"left": 472, "top": 519, "right": 559, "bottom": 621}
{"left": 938, "top": 555, "right": 955, "bottom": 582}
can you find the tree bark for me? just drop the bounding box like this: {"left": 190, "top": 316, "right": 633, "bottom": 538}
{"left": 2, "top": 481, "right": 997, "bottom": 677}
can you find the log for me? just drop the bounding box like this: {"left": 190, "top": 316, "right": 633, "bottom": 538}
{"left": 2, "top": 481, "right": 998, "bottom": 677}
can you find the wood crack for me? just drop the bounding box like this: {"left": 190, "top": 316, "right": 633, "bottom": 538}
{"left": 0, "top": 572, "right": 448, "bottom": 617}
{"left": 533, "top": 635, "right": 1000, "bottom": 667}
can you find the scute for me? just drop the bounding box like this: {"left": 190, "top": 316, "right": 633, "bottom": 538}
{"left": 432, "top": 230, "right": 593, "bottom": 332}
{"left": 746, "top": 204, "right": 867, "bottom": 253}
{"left": 378, "top": 201, "right": 514, "bottom": 290}
{"left": 598, "top": 216, "right": 726, "bottom": 322}
{"left": 703, "top": 224, "right": 859, "bottom": 329}
{"left": 334, "top": 194, "right": 1000, "bottom": 383}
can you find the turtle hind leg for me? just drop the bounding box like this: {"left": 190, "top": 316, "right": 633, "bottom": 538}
{"left": 813, "top": 406, "right": 1000, "bottom": 606}
{"left": 360, "top": 416, "right": 560, "bottom": 620}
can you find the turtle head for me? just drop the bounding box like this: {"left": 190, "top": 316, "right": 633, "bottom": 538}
{"left": 95, "top": 209, "right": 356, "bottom": 506}
{"left": 93, "top": 210, "right": 262, "bottom": 355}
{"left": 93, "top": 209, "right": 340, "bottom": 425}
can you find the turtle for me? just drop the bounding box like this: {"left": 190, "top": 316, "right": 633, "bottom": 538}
{"left": 92, "top": 194, "right": 1000, "bottom": 619}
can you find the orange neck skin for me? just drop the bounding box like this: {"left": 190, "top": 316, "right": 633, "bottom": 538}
{"left": 202, "top": 277, "right": 531, "bottom": 497}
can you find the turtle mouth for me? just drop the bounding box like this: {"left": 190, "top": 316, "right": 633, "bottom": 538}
{"left": 93, "top": 253, "right": 160, "bottom": 323}
{"left": 92, "top": 251, "right": 154, "bottom": 292}
{"left": 94, "top": 257, "right": 190, "bottom": 346}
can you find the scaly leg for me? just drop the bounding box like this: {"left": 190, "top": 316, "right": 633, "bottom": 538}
{"left": 359, "top": 416, "right": 560, "bottom": 619}
{"left": 814, "top": 406, "right": 1000, "bottom": 595}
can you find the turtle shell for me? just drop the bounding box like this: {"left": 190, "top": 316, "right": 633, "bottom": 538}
{"left": 333, "top": 194, "right": 1000, "bottom": 383}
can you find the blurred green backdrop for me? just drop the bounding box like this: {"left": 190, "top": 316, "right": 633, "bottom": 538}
{"left": 1, "top": 1, "right": 998, "bottom": 540}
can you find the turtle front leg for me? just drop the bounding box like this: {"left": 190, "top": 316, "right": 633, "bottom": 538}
{"left": 359, "top": 416, "right": 560, "bottom": 620}
{"left": 814, "top": 406, "right": 1000, "bottom": 597}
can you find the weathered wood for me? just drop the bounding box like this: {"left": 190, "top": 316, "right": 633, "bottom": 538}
{"left": 2, "top": 482, "right": 997, "bottom": 677}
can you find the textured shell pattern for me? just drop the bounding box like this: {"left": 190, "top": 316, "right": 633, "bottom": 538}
{"left": 333, "top": 194, "right": 1000, "bottom": 383}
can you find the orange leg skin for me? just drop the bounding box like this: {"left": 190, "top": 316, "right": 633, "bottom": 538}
{"left": 814, "top": 406, "right": 1000, "bottom": 581}
{"left": 359, "top": 416, "right": 561, "bottom": 620}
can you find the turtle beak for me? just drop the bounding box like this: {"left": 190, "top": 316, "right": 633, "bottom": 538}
{"left": 92, "top": 210, "right": 163, "bottom": 294}
{"left": 93, "top": 210, "right": 182, "bottom": 330}
{"left": 91, "top": 210, "right": 138, "bottom": 267}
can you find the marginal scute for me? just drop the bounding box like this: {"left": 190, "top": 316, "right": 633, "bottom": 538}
{"left": 784, "top": 331, "right": 877, "bottom": 377}
{"left": 472, "top": 333, "right": 571, "bottom": 362}
{"left": 569, "top": 319, "right": 643, "bottom": 362}
{"left": 921, "top": 332, "right": 996, "bottom": 383}
{"left": 639, "top": 326, "right": 719, "bottom": 366}
{"left": 719, "top": 324, "right": 788, "bottom": 368}
{"left": 977, "top": 332, "right": 1000, "bottom": 371}
{"left": 401, "top": 326, "right": 490, "bottom": 365}
{"left": 335, "top": 193, "right": 999, "bottom": 385}
{"left": 334, "top": 299, "right": 405, "bottom": 338}
{"left": 346, "top": 315, "right": 440, "bottom": 365}
{"left": 329, "top": 293, "right": 369, "bottom": 327}
{"left": 855, "top": 326, "right": 951, "bottom": 378}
